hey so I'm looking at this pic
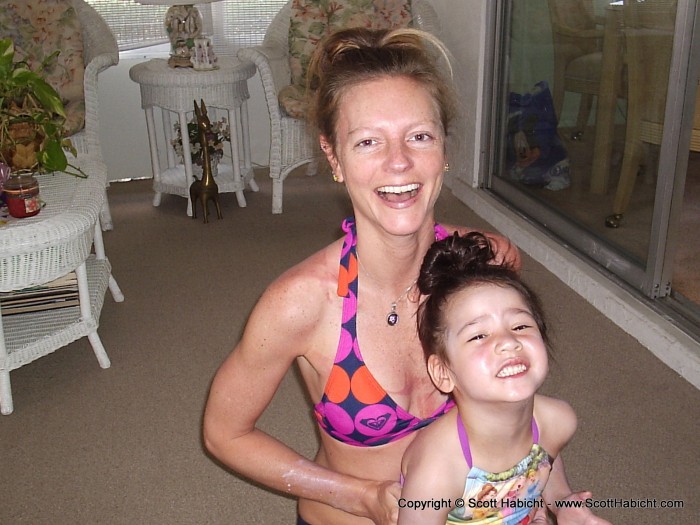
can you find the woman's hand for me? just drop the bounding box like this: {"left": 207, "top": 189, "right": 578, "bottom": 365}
{"left": 363, "top": 480, "right": 402, "bottom": 525}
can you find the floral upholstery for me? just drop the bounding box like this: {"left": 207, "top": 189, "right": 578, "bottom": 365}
{"left": 0, "top": 0, "right": 85, "bottom": 136}
{"left": 280, "top": 0, "right": 413, "bottom": 118}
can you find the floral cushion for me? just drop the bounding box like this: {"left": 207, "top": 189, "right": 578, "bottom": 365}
{"left": 0, "top": 0, "right": 85, "bottom": 136}
{"left": 282, "top": 0, "right": 413, "bottom": 118}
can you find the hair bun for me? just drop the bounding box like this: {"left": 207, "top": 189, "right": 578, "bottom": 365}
{"left": 418, "top": 232, "right": 495, "bottom": 295}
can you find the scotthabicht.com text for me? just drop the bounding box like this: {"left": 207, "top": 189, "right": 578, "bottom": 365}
{"left": 396, "top": 497, "right": 684, "bottom": 512}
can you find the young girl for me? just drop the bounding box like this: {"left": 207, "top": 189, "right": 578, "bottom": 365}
{"left": 398, "top": 232, "right": 578, "bottom": 525}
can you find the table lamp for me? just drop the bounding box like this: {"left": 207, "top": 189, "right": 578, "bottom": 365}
{"left": 134, "top": 1, "right": 221, "bottom": 67}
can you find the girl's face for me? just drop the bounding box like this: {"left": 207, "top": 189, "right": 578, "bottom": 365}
{"left": 320, "top": 75, "right": 446, "bottom": 237}
{"left": 434, "top": 283, "right": 548, "bottom": 404}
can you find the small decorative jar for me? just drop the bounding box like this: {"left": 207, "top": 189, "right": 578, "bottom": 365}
{"left": 3, "top": 174, "right": 41, "bottom": 218}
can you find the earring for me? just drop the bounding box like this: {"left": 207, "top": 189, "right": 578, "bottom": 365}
{"left": 443, "top": 163, "right": 450, "bottom": 172}
{"left": 332, "top": 172, "right": 340, "bottom": 183}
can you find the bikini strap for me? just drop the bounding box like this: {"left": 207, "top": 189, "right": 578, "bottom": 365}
{"left": 456, "top": 415, "right": 473, "bottom": 468}
{"left": 337, "top": 217, "right": 447, "bottom": 299}
{"left": 434, "top": 222, "right": 450, "bottom": 241}
{"left": 532, "top": 417, "right": 539, "bottom": 444}
{"left": 337, "top": 217, "right": 358, "bottom": 298}
{"left": 457, "top": 416, "right": 539, "bottom": 469}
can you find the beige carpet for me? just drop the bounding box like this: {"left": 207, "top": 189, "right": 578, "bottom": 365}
{"left": 1, "top": 169, "right": 698, "bottom": 524}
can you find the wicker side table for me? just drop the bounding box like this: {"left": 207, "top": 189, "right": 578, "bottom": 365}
{"left": 0, "top": 156, "right": 124, "bottom": 415}
{"left": 129, "top": 57, "right": 259, "bottom": 216}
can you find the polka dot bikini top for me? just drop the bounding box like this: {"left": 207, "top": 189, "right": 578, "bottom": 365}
{"left": 312, "top": 217, "right": 455, "bottom": 447}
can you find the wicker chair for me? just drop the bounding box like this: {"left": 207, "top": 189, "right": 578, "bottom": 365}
{"left": 0, "top": 0, "right": 119, "bottom": 230}
{"left": 69, "top": 0, "right": 120, "bottom": 230}
{"left": 546, "top": 0, "right": 625, "bottom": 138}
{"left": 237, "top": 0, "right": 440, "bottom": 214}
{"left": 605, "top": 0, "right": 677, "bottom": 228}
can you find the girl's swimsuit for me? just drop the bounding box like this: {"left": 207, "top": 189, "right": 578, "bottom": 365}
{"left": 446, "top": 415, "right": 553, "bottom": 524}
{"left": 313, "top": 217, "right": 455, "bottom": 447}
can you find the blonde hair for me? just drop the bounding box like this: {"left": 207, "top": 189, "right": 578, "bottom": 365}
{"left": 306, "top": 27, "right": 457, "bottom": 147}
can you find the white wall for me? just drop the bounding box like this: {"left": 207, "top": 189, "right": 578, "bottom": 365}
{"left": 429, "top": 0, "right": 486, "bottom": 187}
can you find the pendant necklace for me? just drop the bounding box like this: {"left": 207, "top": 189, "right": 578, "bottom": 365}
{"left": 386, "top": 280, "right": 418, "bottom": 326}
{"left": 357, "top": 251, "right": 418, "bottom": 327}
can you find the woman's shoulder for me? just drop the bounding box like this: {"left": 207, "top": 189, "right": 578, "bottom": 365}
{"left": 252, "top": 238, "right": 343, "bottom": 327}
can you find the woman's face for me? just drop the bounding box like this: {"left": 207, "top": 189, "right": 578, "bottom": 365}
{"left": 436, "top": 283, "right": 549, "bottom": 405}
{"left": 321, "top": 75, "right": 446, "bottom": 237}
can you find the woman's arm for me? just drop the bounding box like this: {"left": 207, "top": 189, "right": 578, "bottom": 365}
{"left": 202, "top": 270, "right": 397, "bottom": 523}
{"left": 543, "top": 459, "right": 612, "bottom": 525}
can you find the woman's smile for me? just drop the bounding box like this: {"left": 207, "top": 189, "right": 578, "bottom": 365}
{"left": 376, "top": 183, "right": 422, "bottom": 204}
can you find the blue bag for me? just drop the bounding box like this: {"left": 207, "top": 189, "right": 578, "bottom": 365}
{"left": 506, "top": 81, "right": 570, "bottom": 191}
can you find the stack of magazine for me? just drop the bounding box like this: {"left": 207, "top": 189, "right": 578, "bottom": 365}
{"left": 0, "top": 272, "right": 79, "bottom": 316}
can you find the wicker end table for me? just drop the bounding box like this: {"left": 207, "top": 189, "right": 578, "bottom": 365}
{"left": 0, "top": 156, "right": 124, "bottom": 415}
{"left": 129, "top": 57, "right": 260, "bottom": 216}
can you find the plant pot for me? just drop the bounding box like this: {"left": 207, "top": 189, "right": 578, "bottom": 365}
{"left": 1, "top": 121, "right": 43, "bottom": 171}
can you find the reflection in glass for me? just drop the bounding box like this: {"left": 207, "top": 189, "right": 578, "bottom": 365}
{"left": 495, "top": 0, "right": 677, "bottom": 267}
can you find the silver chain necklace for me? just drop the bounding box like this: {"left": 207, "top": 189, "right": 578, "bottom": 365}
{"left": 385, "top": 280, "right": 418, "bottom": 326}
{"left": 357, "top": 251, "right": 418, "bottom": 327}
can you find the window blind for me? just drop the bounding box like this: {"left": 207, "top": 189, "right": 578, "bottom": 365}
{"left": 85, "top": 0, "right": 287, "bottom": 55}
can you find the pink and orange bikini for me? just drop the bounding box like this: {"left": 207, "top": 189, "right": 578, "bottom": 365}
{"left": 313, "top": 217, "right": 455, "bottom": 447}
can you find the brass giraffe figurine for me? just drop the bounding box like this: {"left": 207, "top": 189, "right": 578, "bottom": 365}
{"left": 189, "top": 99, "right": 222, "bottom": 223}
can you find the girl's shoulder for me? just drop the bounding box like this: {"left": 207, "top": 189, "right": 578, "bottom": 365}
{"left": 404, "top": 409, "right": 461, "bottom": 467}
{"left": 401, "top": 408, "right": 466, "bottom": 495}
{"left": 533, "top": 394, "right": 577, "bottom": 457}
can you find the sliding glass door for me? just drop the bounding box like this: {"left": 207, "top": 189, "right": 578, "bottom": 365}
{"left": 485, "top": 0, "right": 700, "bottom": 333}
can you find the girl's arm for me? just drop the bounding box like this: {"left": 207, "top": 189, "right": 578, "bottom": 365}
{"left": 536, "top": 397, "right": 613, "bottom": 525}
{"left": 202, "top": 273, "right": 395, "bottom": 523}
{"left": 397, "top": 427, "right": 459, "bottom": 525}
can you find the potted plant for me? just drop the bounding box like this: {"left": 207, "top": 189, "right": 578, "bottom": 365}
{"left": 171, "top": 115, "right": 230, "bottom": 177}
{"left": 0, "top": 38, "right": 84, "bottom": 178}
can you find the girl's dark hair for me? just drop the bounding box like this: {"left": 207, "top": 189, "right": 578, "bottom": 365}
{"left": 306, "top": 26, "right": 457, "bottom": 148}
{"left": 417, "top": 232, "right": 549, "bottom": 362}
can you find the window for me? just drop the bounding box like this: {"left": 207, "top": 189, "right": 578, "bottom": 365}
{"left": 86, "top": 0, "right": 287, "bottom": 55}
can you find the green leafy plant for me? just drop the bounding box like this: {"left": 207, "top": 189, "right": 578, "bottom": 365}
{"left": 172, "top": 116, "right": 230, "bottom": 169}
{"left": 0, "top": 38, "right": 85, "bottom": 177}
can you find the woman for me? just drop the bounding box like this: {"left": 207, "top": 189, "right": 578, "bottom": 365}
{"left": 203, "top": 27, "right": 606, "bottom": 525}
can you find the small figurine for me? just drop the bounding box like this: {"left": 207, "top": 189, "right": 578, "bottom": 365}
{"left": 164, "top": 5, "right": 202, "bottom": 68}
{"left": 189, "top": 100, "right": 222, "bottom": 223}
{"left": 191, "top": 37, "right": 218, "bottom": 70}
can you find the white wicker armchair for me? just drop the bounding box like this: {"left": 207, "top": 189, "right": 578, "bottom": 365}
{"left": 1, "top": 0, "right": 118, "bottom": 228}
{"left": 238, "top": 0, "right": 440, "bottom": 214}
{"left": 70, "top": 0, "right": 120, "bottom": 230}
